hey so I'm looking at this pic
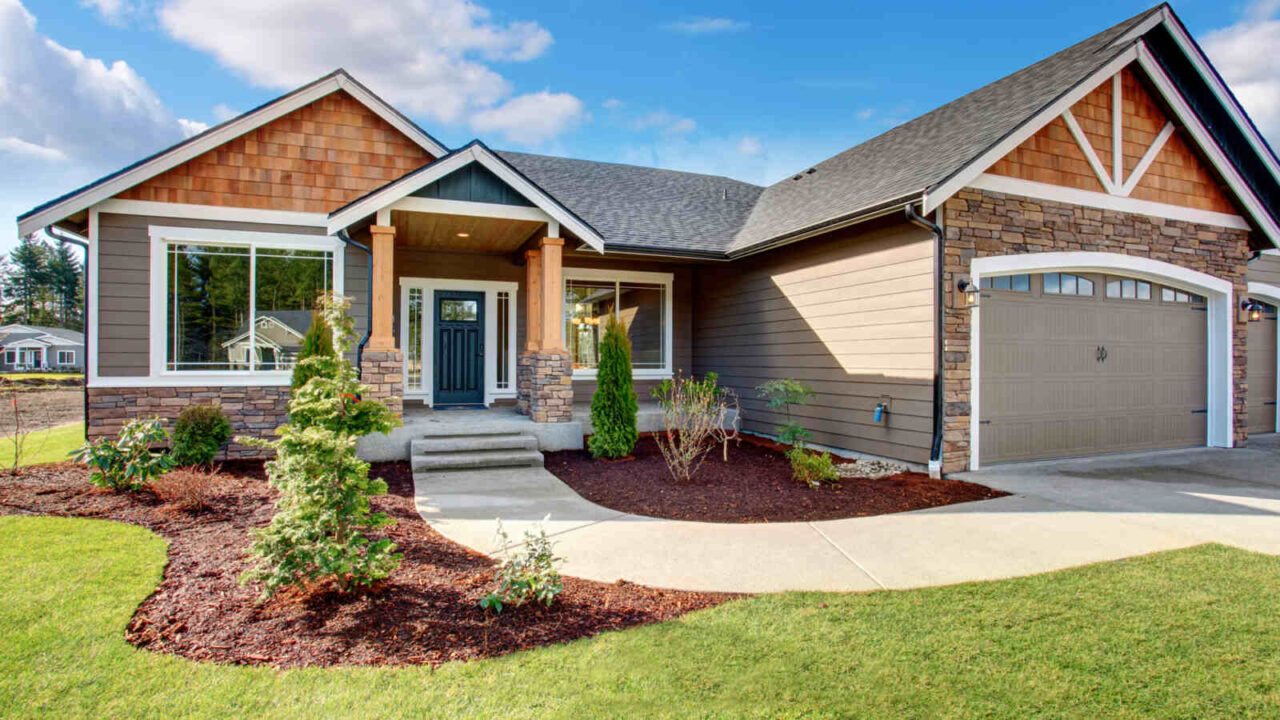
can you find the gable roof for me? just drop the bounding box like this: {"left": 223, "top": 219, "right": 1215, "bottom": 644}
{"left": 17, "top": 70, "right": 448, "bottom": 237}
{"left": 496, "top": 151, "right": 764, "bottom": 255}
{"left": 0, "top": 326, "right": 83, "bottom": 347}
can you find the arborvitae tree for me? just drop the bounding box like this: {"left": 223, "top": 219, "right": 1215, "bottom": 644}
{"left": 588, "top": 314, "right": 638, "bottom": 459}
{"left": 290, "top": 308, "right": 334, "bottom": 391}
{"left": 46, "top": 240, "right": 83, "bottom": 330}
{"left": 241, "top": 293, "right": 403, "bottom": 598}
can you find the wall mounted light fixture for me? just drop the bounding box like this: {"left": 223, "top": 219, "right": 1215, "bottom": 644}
{"left": 1241, "top": 299, "right": 1265, "bottom": 322}
{"left": 955, "top": 276, "right": 980, "bottom": 308}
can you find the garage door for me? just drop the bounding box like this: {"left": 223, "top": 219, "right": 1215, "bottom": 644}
{"left": 980, "top": 272, "right": 1207, "bottom": 464}
{"left": 1247, "top": 299, "right": 1277, "bottom": 434}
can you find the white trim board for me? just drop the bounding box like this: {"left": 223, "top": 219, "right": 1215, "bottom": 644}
{"left": 97, "top": 199, "right": 328, "bottom": 228}
{"left": 969, "top": 173, "right": 1251, "bottom": 230}
{"left": 967, "top": 251, "right": 1235, "bottom": 471}
{"left": 1247, "top": 281, "right": 1280, "bottom": 434}
{"left": 388, "top": 196, "right": 553, "bottom": 224}
{"left": 327, "top": 143, "right": 606, "bottom": 252}
{"left": 18, "top": 70, "right": 447, "bottom": 238}
{"left": 398, "top": 277, "right": 519, "bottom": 408}
{"left": 563, "top": 267, "right": 674, "bottom": 381}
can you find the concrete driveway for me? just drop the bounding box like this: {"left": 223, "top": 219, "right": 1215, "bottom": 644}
{"left": 414, "top": 436, "right": 1280, "bottom": 594}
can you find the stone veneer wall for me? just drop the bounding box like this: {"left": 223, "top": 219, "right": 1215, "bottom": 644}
{"left": 516, "top": 350, "right": 574, "bottom": 422}
{"left": 360, "top": 350, "right": 403, "bottom": 417}
{"left": 87, "top": 386, "right": 290, "bottom": 459}
{"left": 941, "top": 188, "right": 1252, "bottom": 474}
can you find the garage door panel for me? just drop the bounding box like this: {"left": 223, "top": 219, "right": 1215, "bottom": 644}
{"left": 980, "top": 272, "right": 1207, "bottom": 464}
{"left": 1247, "top": 306, "right": 1277, "bottom": 434}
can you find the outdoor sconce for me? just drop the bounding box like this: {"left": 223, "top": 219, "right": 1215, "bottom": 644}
{"left": 1241, "top": 299, "right": 1265, "bottom": 323}
{"left": 955, "top": 276, "right": 980, "bottom": 308}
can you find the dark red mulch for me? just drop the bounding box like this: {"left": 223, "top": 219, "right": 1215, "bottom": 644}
{"left": 545, "top": 437, "right": 1007, "bottom": 523}
{"left": 0, "top": 461, "right": 730, "bottom": 668}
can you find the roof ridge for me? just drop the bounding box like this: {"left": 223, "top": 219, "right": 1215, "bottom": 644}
{"left": 496, "top": 149, "right": 765, "bottom": 188}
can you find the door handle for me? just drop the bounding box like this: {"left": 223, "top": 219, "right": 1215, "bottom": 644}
{"left": 1100, "top": 346, "right": 1108, "bottom": 362}
{"left": 1096, "top": 345, "right": 1102, "bottom": 363}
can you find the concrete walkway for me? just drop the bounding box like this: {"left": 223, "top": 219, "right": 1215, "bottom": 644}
{"left": 414, "top": 437, "right": 1280, "bottom": 593}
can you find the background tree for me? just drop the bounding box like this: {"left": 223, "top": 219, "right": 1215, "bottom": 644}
{"left": 588, "top": 314, "right": 638, "bottom": 459}
{"left": 46, "top": 241, "right": 84, "bottom": 331}
{"left": 0, "top": 232, "right": 86, "bottom": 330}
{"left": 3, "top": 236, "right": 51, "bottom": 325}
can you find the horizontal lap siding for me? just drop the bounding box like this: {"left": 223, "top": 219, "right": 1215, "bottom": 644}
{"left": 95, "top": 213, "right": 330, "bottom": 378}
{"left": 1250, "top": 255, "right": 1280, "bottom": 288}
{"left": 693, "top": 218, "right": 935, "bottom": 463}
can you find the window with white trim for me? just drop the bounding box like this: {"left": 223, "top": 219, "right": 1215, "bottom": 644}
{"left": 57, "top": 350, "right": 75, "bottom": 365}
{"left": 3, "top": 350, "right": 14, "bottom": 365}
{"left": 163, "top": 241, "right": 333, "bottom": 372}
{"left": 563, "top": 270, "right": 672, "bottom": 376}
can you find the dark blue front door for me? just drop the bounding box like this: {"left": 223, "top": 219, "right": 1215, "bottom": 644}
{"left": 434, "top": 291, "right": 485, "bottom": 405}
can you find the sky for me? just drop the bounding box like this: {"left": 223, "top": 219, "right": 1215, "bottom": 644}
{"left": 3, "top": 0, "right": 1279, "bottom": 257}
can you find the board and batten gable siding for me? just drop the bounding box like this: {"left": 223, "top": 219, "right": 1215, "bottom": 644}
{"left": 1249, "top": 253, "right": 1280, "bottom": 287}
{"left": 95, "top": 213, "right": 365, "bottom": 378}
{"left": 692, "top": 217, "right": 936, "bottom": 463}
{"left": 391, "top": 246, "right": 693, "bottom": 405}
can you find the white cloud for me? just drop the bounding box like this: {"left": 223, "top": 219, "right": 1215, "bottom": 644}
{"left": 602, "top": 98, "right": 623, "bottom": 110}
{"left": 1203, "top": 1, "right": 1280, "bottom": 140}
{"left": 665, "top": 17, "right": 749, "bottom": 34}
{"left": 177, "top": 118, "right": 209, "bottom": 137}
{"left": 736, "top": 136, "right": 762, "bottom": 156}
{"left": 211, "top": 103, "right": 240, "bottom": 122}
{"left": 157, "top": 0, "right": 571, "bottom": 133}
{"left": 0, "top": 0, "right": 192, "bottom": 250}
{"left": 470, "top": 90, "right": 584, "bottom": 144}
{"left": 855, "top": 108, "right": 875, "bottom": 120}
{"left": 632, "top": 110, "right": 697, "bottom": 134}
{"left": 79, "top": 0, "right": 135, "bottom": 25}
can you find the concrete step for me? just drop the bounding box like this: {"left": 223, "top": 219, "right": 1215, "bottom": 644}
{"left": 412, "top": 448, "right": 544, "bottom": 473}
{"left": 412, "top": 433, "right": 538, "bottom": 454}
{"left": 415, "top": 423, "right": 529, "bottom": 438}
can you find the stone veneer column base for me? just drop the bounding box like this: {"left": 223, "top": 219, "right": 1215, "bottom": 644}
{"left": 517, "top": 350, "right": 574, "bottom": 422}
{"left": 360, "top": 350, "right": 404, "bottom": 418}
{"left": 87, "top": 386, "right": 290, "bottom": 459}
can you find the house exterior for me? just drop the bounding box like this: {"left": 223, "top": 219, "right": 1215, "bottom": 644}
{"left": 0, "top": 325, "right": 84, "bottom": 372}
{"left": 17, "top": 4, "right": 1280, "bottom": 474}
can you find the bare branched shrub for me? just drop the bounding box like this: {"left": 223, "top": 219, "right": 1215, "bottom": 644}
{"left": 1, "top": 380, "right": 51, "bottom": 473}
{"left": 151, "top": 467, "right": 223, "bottom": 512}
{"left": 650, "top": 372, "right": 736, "bottom": 483}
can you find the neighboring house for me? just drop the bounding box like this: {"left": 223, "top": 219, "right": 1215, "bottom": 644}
{"left": 17, "top": 4, "right": 1280, "bottom": 473}
{"left": 0, "top": 325, "right": 84, "bottom": 372}
{"left": 220, "top": 311, "right": 314, "bottom": 370}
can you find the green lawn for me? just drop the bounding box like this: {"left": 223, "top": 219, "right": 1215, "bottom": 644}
{"left": 0, "top": 422, "right": 83, "bottom": 468}
{"left": 1, "top": 518, "right": 1278, "bottom": 719}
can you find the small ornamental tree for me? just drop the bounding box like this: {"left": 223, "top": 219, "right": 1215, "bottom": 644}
{"left": 291, "top": 309, "right": 334, "bottom": 391}
{"left": 241, "top": 293, "right": 403, "bottom": 598}
{"left": 755, "top": 379, "right": 816, "bottom": 448}
{"left": 588, "top": 314, "right": 638, "bottom": 459}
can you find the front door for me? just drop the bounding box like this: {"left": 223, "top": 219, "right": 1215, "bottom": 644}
{"left": 433, "top": 291, "right": 485, "bottom": 405}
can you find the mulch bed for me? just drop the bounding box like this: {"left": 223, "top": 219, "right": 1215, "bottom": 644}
{"left": 0, "top": 462, "right": 730, "bottom": 668}
{"left": 545, "top": 437, "right": 1007, "bottom": 523}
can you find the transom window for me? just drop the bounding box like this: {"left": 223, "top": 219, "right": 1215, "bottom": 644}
{"left": 980, "top": 274, "right": 1030, "bottom": 292}
{"left": 1106, "top": 277, "right": 1151, "bottom": 300}
{"left": 1161, "top": 287, "right": 1204, "bottom": 304}
{"left": 157, "top": 231, "right": 337, "bottom": 374}
{"left": 563, "top": 270, "right": 672, "bottom": 376}
{"left": 1043, "top": 272, "right": 1094, "bottom": 296}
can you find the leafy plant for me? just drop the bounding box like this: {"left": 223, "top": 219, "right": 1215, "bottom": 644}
{"left": 787, "top": 447, "right": 839, "bottom": 489}
{"left": 290, "top": 310, "right": 334, "bottom": 391}
{"left": 588, "top": 314, "right": 638, "bottom": 459}
{"left": 151, "top": 467, "right": 222, "bottom": 512}
{"left": 755, "top": 379, "right": 816, "bottom": 448}
{"left": 480, "top": 518, "right": 564, "bottom": 614}
{"left": 241, "top": 293, "right": 403, "bottom": 598}
{"left": 650, "top": 371, "right": 736, "bottom": 483}
{"left": 169, "top": 405, "right": 233, "bottom": 467}
{"left": 74, "top": 417, "right": 173, "bottom": 491}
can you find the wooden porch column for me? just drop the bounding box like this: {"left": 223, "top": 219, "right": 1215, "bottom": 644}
{"left": 368, "top": 224, "right": 396, "bottom": 351}
{"left": 524, "top": 248, "right": 543, "bottom": 351}
{"left": 539, "top": 237, "right": 565, "bottom": 351}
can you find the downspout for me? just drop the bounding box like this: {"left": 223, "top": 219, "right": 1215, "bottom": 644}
{"left": 904, "top": 205, "right": 946, "bottom": 479}
{"left": 43, "top": 225, "right": 90, "bottom": 440}
{"left": 337, "top": 230, "right": 373, "bottom": 378}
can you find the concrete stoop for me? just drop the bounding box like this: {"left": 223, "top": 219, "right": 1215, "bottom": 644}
{"left": 411, "top": 430, "right": 544, "bottom": 474}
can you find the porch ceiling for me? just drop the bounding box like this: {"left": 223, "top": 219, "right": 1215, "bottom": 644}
{"left": 391, "top": 209, "right": 543, "bottom": 253}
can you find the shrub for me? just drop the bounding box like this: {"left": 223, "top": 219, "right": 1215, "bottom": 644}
{"left": 755, "top": 379, "right": 816, "bottom": 448}
{"left": 787, "top": 448, "right": 839, "bottom": 489}
{"left": 152, "top": 467, "right": 222, "bottom": 512}
{"left": 170, "top": 405, "right": 233, "bottom": 467}
{"left": 241, "top": 293, "right": 403, "bottom": 598}
{"left": 75, "top": 417, "right": 173, "bottom": 491}
{"left": 588, "top": 315, "right": 638, "bottom": 459}
{"left": 480, "top": 518, "right": 563, "bottom": 614}
{"left": 290, "top": 310, "right": 333, "bottom": 391}
{"left": 650, "top": 371, "right": 736, "bottom": 483}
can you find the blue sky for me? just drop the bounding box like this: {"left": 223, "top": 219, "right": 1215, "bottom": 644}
{"left": 4, "top": 0, "right": 1278, "bottom": 256}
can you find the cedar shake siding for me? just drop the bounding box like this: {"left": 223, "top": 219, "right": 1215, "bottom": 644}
{"left": 1250, "top": 254, "right": 1280, "bottom": 287}
{"left": 693, "top": 217, "right": 936, "bottom": 463}
{"left": 95, "top": 213, "right": 364, "bottom": 378}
